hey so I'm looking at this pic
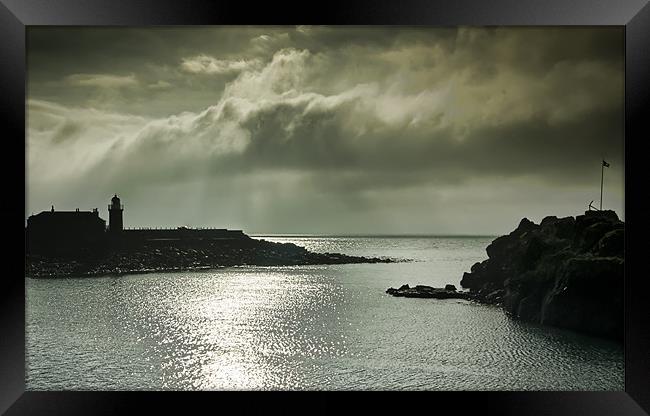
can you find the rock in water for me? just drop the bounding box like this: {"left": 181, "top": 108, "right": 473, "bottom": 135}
{"left": 460, "top": 210, "right": 624, "bottom": 342}
{"left": 386, "top": 284, "right": 469, "bottom": 300}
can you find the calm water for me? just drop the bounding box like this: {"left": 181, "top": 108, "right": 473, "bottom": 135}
{"left": 26, "top": 236, "right": 624, "bottom": 390}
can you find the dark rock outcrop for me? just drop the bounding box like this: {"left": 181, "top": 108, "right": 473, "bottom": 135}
{"left": 386, "top": 284, "right": 470, "bottom": 300}
{"left": 460, "top": 210, "right": 624, "bottom": 341}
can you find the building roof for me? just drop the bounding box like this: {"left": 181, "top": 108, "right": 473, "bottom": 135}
{"left": 29, "top": 210, "right": 106, "bottom": 223}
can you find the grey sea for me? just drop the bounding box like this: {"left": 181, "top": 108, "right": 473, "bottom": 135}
{"left": 26, "top": 236, "right": 624, "bottom": 390}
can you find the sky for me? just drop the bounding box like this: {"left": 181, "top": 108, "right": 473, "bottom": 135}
{"left": 26, "top": 26, "right": 624, "bottom": 235}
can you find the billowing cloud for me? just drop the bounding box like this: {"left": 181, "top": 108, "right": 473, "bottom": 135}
{"left": 250, "top": 32, "right": 292, "bottom": 53}
{"left": 181, "top": 55, "right": 263, "bottom": 75}
{"left": 26, "top": 27, "right": 624, "bottom": 234}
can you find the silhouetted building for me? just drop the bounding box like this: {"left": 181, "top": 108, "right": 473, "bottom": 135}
{"left": 26, "top": 194, "right": 247, "bottom": 256}
{"left": 26, "top": 206, "right": 106, "bottom": 256}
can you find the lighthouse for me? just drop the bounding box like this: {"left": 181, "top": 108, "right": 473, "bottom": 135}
{"left": 108, "top": 194, "right": 123, "bottom": 233}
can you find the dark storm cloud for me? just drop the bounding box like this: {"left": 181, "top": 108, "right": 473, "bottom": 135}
{"left": 27, "top": 27, "right": 624, "bottom": 234}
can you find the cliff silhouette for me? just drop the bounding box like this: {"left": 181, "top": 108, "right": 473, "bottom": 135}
{"left": 460, "top": 210, "right": 624, "bottom": 341}
{"left": 386, "top": 210, "right": 624, "bottom": 342}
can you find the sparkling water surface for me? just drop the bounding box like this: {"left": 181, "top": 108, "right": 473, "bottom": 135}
{"left": 26, "top": 236, "right": 624, "bottom": 390}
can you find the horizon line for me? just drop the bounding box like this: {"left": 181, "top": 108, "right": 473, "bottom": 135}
{"left": 249, "top": 233, "right": 499, "bottom": 238}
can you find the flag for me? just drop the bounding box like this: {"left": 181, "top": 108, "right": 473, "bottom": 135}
{"left": 602, "top": 160, "right": 610, "bottom": 168}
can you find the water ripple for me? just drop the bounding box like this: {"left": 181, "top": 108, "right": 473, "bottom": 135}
{"left": 26, "top": 238, "right": 623, "bottom": 390}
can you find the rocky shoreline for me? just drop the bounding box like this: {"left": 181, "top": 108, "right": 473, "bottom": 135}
{"left": 387, "top": 210, "right": 624, "bottom": 342}
{"left": 26, "top": 237, "right": 394, "bottom": 278}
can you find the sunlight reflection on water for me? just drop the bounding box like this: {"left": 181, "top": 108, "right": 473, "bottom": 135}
{"left": 26, "top": 237, "right": 624, "bottom": 390}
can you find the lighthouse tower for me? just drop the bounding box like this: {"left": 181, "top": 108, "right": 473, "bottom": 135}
{"left": 108, "top": 194, "right": 123, "bottom": 233}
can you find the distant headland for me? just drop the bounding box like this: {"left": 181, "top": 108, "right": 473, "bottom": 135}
{"left": 25, "top": 194, "right": 393, "bottom": 278}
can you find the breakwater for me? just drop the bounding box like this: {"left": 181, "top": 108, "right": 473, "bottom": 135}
{"left": 26, "top": 235, "right": 393, "bottom": 278}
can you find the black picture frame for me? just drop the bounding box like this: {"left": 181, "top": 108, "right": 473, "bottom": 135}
{"left": 2, "top": 0, "right": 649, "bottom": 414}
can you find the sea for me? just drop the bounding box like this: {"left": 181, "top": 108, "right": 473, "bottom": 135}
{"left": 25, "top": 236, "right": 624, "bottom": 390}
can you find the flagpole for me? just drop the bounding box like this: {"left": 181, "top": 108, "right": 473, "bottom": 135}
{"left": 600, "top": 162, "right": 604, "bottom": 210}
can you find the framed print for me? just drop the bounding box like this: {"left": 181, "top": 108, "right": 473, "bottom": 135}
{"left": 1, "top": 0, "right": 649, "bottom": 414}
